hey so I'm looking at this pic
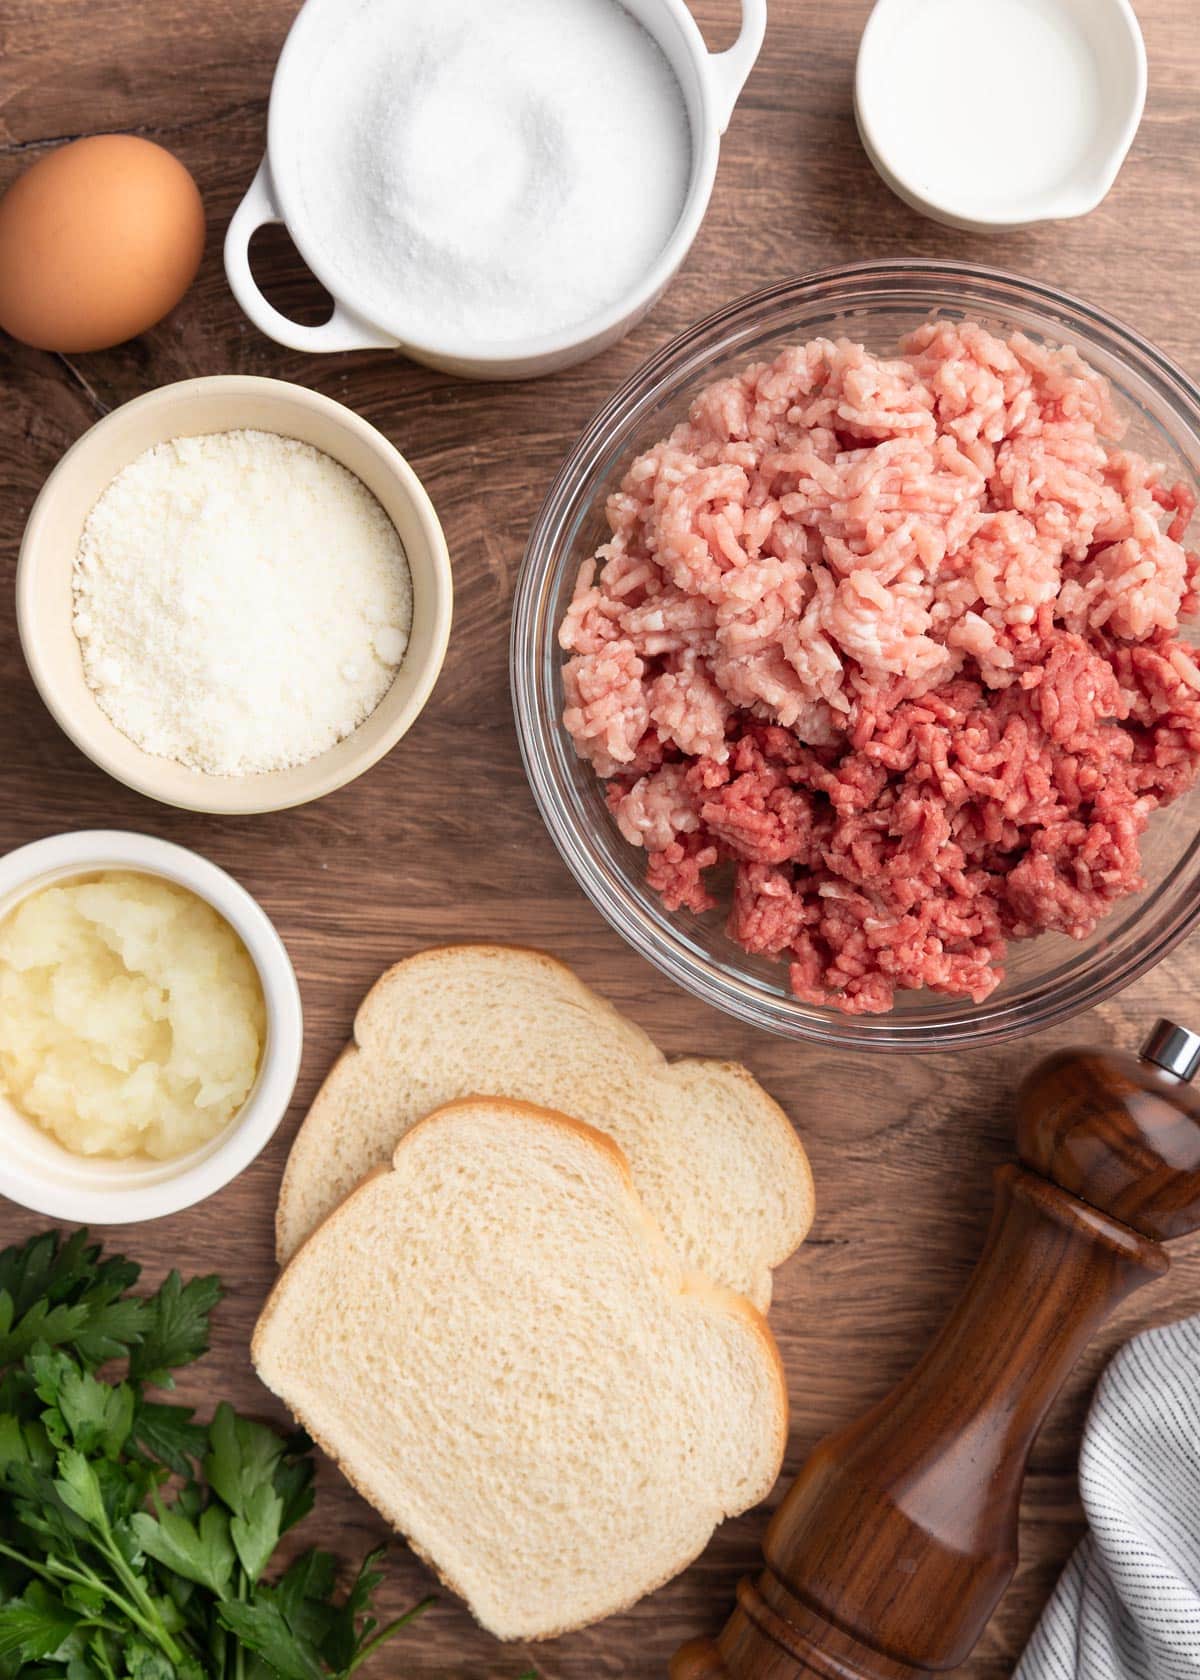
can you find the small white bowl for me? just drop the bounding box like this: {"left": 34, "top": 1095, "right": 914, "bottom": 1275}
{"left": 225, "top": 0, "right": 766, "bottom": 378}
{"left": 855, "top": 0, "right": 1147, "bottom": 233}
{"left": 17, "top": 376, "right": 453, "bottom": 815}
{"left": 0, "top": 830, "right": 303, "bottom": 1225}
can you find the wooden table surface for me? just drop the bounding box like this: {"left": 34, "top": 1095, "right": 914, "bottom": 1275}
{"left": 3, "top": 2, "right": 1200, "bottom": 1675}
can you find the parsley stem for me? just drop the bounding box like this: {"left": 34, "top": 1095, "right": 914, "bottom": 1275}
{"left": 89, "top": 1629, "right": 119, "bottom": 1680}
{"left": 62, "top": 1553, "right": 178, "bottom": 1657}
{"left": 100, "top": 1539, "right": 186, "bottom": 1663}
{"left": 344, "top": 1595, "right": 437, "bottom": 1677}
{"left": 0, "top": 1538, "right": 181, "bottom": 1661}
{"left": 235, "top": 1563, "right": 247, "bottom": 1680}
{"left": 83, "top": 1500, "right": 187, "bottom": 1664}
{"left": 0, "top": 1537, "right": 54, "bottom": 1579}
{"left": 0, "top": 1538, "right": 108, "bottom": 1602}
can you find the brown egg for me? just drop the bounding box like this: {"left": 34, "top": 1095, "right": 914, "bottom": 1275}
{"left": 0, "top": 135, "right": 205, "bottom": 353}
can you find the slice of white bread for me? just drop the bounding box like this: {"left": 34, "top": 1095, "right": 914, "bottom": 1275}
{"left": 275, "top": 944, "right": 813, "bottom": 1309}
{"left": 254, "top": 1097, "right": 788, "bottom": 1641}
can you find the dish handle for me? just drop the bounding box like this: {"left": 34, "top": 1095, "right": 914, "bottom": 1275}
{"left": 223, "top": 160, "right": 398, "bottom": 354}
{"left": 705, "top": 0, "right": 767, "bottom": 134}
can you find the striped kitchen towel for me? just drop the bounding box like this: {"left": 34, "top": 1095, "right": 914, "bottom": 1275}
{"left": 1016, "top": 1315, "right": 1200, "bottom": 1680}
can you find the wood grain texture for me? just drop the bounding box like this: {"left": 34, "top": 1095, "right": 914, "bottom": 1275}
{"left": 2, "top": 3, "right": 1200, "bottom": 1676}
{"left": 676, "top": 1033, "right": 1200, "bottom": 1680}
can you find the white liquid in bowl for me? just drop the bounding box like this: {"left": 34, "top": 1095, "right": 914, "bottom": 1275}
{"left": 858, "top": 0, "right": 1134, "bottom": 224}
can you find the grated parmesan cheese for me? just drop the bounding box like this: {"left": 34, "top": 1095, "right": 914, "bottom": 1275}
{"left": 72, "top": 429, "right": 412, "bottom": 776}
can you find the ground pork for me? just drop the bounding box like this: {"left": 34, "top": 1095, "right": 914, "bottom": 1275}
{"left": 559, "top": 322, "right": 1200, "bottom": 1014}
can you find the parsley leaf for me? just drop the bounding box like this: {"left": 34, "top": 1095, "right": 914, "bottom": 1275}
{"left": 33, "top": 1357, "right": 134, "bottom": 1460}
{"left": 319, "top": 1553, "right": 434, "bottom": 1676}
{"left": 217, "top": 1595, "right": 326, "bottom": 1680}
{"left": 130, "top": 1403, "right": 208, "bottom": 1476}
{"left": 130, "top": 1503, "right": 235, "bottom": 1597}
{"left": 127, "top": 1273, "right": 223, "bottom": 1388}
{"left": 0, "top": 1231, "right": 439, "bottom": 1680}
{"left": 0, "top": 1230, "right": 101, "bottom": 1315}
{"left": 273, "top": 1551, "right": 339, "bottom": 1650}
{"left": 54, "top": 1449, "right": 108, "bottom": 1530}
{"left": 203, "top": 1404, "right": 283, "bottom": 1513}
{"left": 272, "top": 1450, "right": 316, "bottom": 1536}
{"left": 202, "top": 1404, "right": 288, "bottom": 1582}
{"left": 0, "top": 1583, "right": 76, "bottom": 1659}
{"left": 125, "top": 1641, "right": 177, "bottom": 1680}
{"left": 0, "top": 1414, "right": 28, "bottom": 1468}
{"left": 0, "top": 1231, "right": 152, "bottom": 1369}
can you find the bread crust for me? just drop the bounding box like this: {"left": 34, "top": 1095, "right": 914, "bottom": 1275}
{"left": 274, "top": 943, "right": 815, "bottom": 1303}
{"left": 255, "top": 1095, "right": 789, "bottom": 1641}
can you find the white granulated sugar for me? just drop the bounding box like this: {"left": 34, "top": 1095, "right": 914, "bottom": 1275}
{"left": 73, "top": 430, "right": 412, "bottom": 776}
{"left": 298, "top": 0, "right": 691, "bottom": 345}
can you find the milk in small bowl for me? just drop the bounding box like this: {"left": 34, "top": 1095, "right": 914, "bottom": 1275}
{"left": 855, "top": 0, "right": 1146, "bottom": 232}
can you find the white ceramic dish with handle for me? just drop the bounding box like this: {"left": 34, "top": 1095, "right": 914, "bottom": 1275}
{"left": 225, "top": 0, "right": 767, "bottom": 379}
{"left": 855, "top": 0, "right": 1146, "bottom": 233}
{"left": 0, "top": 830, "right": 303, "bottom": 1225}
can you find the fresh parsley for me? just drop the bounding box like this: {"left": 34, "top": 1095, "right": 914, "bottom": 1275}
{"left": 0, "top": 1230, "right": 527, "bottom": 1680}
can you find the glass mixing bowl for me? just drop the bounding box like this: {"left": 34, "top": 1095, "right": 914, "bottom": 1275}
{"left": 511, "top": 261, "right": 1200, "bottom": 1050}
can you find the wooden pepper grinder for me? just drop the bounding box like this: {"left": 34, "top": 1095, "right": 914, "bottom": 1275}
{"left": 672, "top": 1020, "right": 1200, "bottom": 1680}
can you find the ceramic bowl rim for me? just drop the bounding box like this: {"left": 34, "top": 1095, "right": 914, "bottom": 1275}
{"left": 0, "top": 829, "right": 303, "bottom": 1223}
{"left": 16, "top": 375, "right": 453, "bottom": 814}
{"left": 261, "top": 0, "right": 726, "bottom": 363}
{"left": 853, "top": 0, "right": 1148, "bottom": 232}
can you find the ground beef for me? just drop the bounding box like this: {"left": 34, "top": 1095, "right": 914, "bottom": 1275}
{"left": 559, "top": 323, "right": 1200, "bottom": 1013}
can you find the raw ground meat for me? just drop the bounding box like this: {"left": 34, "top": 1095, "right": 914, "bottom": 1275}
{"left": 558, "top": 322, "right": 1200, "bottom": 1014}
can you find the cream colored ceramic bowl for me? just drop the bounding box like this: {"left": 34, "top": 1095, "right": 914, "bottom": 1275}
{"left": 17, "top": 376, "right": 453, "bottom": 814}
{"left": 0, "top": 830, "right": 303, "bottom": 1224}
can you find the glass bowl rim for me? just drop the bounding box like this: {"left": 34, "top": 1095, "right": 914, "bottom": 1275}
{"left": 511, "top": 259, "right": 1200, "bottom": 1051}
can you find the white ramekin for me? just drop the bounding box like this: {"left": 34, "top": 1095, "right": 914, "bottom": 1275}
{"left": 0, "top": 831, "right": 303, "bottom": 1224}
{"left": 224, "top": 0, "right": 767, "bottom": 379}
{"left": 855, "top": 0, "right": 1146, "bottom": 234}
